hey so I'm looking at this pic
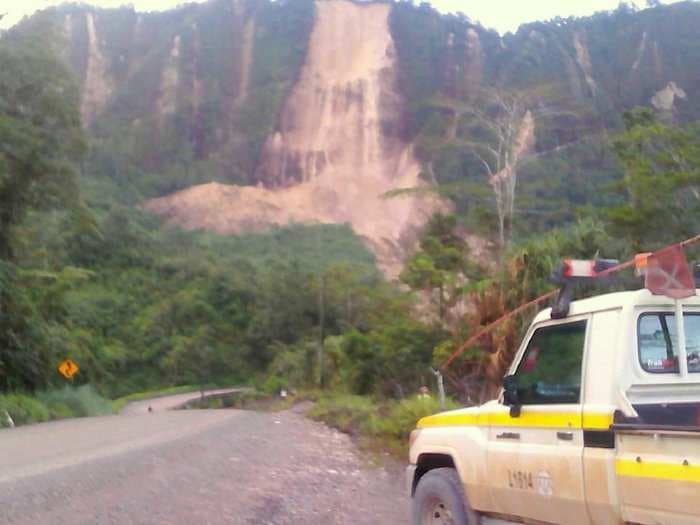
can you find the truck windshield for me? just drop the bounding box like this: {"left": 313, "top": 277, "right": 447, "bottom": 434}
{"left": 638, "top": 313, "right": 700, "bottom": 374}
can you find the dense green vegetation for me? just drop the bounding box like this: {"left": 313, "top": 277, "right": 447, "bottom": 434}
{"left": 400, "top": 213, "right": 481, "bottom": 321}
{"left": 0, "top": 23, "right": 86, "bottom": 391}
{"left": 1, "top": 17, "right": 425, "bottom": 410}
{"left": 2, "top": 1, "right": 700, "bottom": 437}
{"left": 0, "top": 23, "right": 447, "bottom": 417}
{"left": 438, "top": 112, "right": 700, "bottom": 401}
{"left": 11, "top": 199, "right": 392, "bottom": 399}
{"left": 606, "top": 107, "right": 700, "bottom": 249}
{"left": 0, "top": 385, "right": 113, "bottom": 427}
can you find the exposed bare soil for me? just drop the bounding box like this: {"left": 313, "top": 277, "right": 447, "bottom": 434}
{"left": 145, "top": 0, "right": 442, "bottom": 277}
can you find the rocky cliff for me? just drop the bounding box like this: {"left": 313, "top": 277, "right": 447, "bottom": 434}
{"left": 388, "top": 0, "right": 700, "bottom": 234}
{"left": 16, "top": 0, "right": 700, "bottom": 271}
{"left": 145, "top": 1, "right": 439, "bottom": 276}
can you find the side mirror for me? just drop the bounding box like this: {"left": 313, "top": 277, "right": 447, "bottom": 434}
{"left": 503, "top": 375, "right": 521, "bottom": 418}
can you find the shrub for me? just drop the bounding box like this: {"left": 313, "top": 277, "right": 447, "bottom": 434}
{"left": 309, "top": 393, "right": 460, "bottom": 457}
{"left": 46, "top": 401, "right": 74, "bottom": 420}
{"left": 261, "top": 375, "right": 289, "bottom": 395}
{"left": 0, "top": 394, "right": 50, "bottom": 426}
{"left": 381, "top": 396, "right": 460, "bottom": 442}
{"left": 308, "top": 395, "right": 380, "bottom": 437}
{"left": 36, "top": 385, "right": 113, "bottom": 418}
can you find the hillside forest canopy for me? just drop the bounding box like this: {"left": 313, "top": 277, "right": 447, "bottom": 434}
{"left": 0, "top": 0, "right": 699, "bottom": 413}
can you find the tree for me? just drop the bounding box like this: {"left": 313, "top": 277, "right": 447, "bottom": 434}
{"left": 0, "top": 26, "right": 86, "bottom": 391}
{"left": 0, "top": 26, "right": 85, "bottom": 260}
{"left": 401, "top": 213, "right": 478, "bottom": 322}
{"left": 439, "top": 219, "right": 617, "bottom": 403}
{"left": 388, "top": 90, "right": 536, "bottom": 249}
{"left": 606, "top": 107, "right": 700, "bottom": 250}
{"left": 461, "top": 93, "right": 534, "bottom": 249}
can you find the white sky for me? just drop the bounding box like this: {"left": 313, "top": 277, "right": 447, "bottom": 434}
{"left": 0, "top": 0, "right": 687, "bottom": 34}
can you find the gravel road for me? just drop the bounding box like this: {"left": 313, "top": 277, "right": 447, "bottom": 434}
{"left": 0, "top": 406, "right": 408, "bottom": 524}
{"left": 119, "top": 388, "right": 247, "bottom": 415}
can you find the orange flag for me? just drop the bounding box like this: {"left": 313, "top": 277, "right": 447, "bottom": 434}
{"left": 645, "top": 244, "right": 696, "bottom": 299}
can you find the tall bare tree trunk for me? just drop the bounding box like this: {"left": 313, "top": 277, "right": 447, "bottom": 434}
{"left": 467, "top": 91, "right": 534, "bottom": 250}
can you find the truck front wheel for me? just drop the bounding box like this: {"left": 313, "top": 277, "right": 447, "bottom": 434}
{"left": 412, "top": 468, "right": 476, "bottom": 525}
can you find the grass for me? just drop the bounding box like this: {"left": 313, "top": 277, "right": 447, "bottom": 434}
{"left": 308, "top": 394, "right": 460, "bottom": 458}
{"left": 1, "top": 385, "right": 113, "bottom": 428}
{"left": 0, "top": 393, "right": 50, "bottom": 427}
{"left": 1, "top": 383, "right": 245, "bottom": 428}
{"left": 37, "top": 385, "right": 113, "bottom": 419}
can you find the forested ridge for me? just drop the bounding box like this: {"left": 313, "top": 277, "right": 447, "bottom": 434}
{"left": 1, "top": 1, "right": 699, "bottom": 430}
{"left": 389, "top": 0, "right": 700, "bottom": 241}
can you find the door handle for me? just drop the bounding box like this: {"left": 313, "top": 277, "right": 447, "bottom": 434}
{"left": 557, "top": 431, "right": 574, "bottom": 441}
{"left": 496, "top": 432, "right": 520, "bottom": 440}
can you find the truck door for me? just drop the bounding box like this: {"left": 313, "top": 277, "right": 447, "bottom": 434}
{"left": 486, "top": 319, "right": 590, "bottom": 525}
{"left": 613, "top": 311, "right": 700, "bottom": 524}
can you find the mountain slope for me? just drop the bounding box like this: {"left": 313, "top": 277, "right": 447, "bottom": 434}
{"left": 33, "top": 0, "right": 315, "bottom": 186}
{"left": 14, "top": 0, "right": 700, "bottom": 269}
{"left": 389, "top": 1, "right": 700, "bottom": 233}
{"left": 145, "top": 1, "right": 440, "bottom": 276}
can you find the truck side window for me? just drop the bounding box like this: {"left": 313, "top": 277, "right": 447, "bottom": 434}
{"left": 514, "top": 321, "right": 587, "bottom": 405}
{"left": 638, "top": 313, "right": 700, "bottom": 374}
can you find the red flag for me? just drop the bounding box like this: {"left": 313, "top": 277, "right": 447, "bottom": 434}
{"left": 645, "top": 244, "right": 696, "bottom": 299}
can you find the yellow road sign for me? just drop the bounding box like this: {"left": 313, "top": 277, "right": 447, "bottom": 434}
{"left": 57, "top": 359, "right": 79, "bottom": 379}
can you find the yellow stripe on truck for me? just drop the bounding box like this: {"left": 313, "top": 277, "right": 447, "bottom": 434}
{"left": 581, "top": 412, "right": 616, "bottom": 430}
{"left": 616, "top": 458, "right": 700, "bottom": 483}
{"left": 417, "top": 411, "right": 613, "bottom": 430}
{"left": 417, "top": 412, "right": 485, "bottom": 428}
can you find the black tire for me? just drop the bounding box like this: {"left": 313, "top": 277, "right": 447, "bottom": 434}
{"left": 411, "top": 468, "right": 477, "bottom": 525}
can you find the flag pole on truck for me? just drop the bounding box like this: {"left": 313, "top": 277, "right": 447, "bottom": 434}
{"left": 639, "top": 243, "right": 697, "bottom": 377}
{"left": 440, "top": 233, "right": 700, "bottom": 375}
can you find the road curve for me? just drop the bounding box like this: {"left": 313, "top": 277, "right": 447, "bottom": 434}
{"left": 0, "top": 405, "right": 408, "bottom": 524}
{"left": 120, "top": 388, "right": 247, "bottom": 415}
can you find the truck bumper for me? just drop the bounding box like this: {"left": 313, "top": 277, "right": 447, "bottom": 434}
{"left": 406, "top": 464, "right": 417, "bottom": 497}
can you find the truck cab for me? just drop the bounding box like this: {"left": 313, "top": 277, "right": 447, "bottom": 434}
{"left": 408, "top": 289, "right": 700, "bottom": 525}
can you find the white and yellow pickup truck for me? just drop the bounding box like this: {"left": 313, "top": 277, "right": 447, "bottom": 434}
{"left": 408, "top": 288, "right": 700, "bottom": 525}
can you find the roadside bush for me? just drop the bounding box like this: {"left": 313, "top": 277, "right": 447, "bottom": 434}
{"left": 308, "top": 395, "right": 380, "bottom": 437}
{"left": 45, "top": 401, "right": 74, "bottom": 420}
{"left": 380, "top": 396, "right": 459, "bottom": 442}
{"left": 36, "top": 385, "right": 113, "bottom": 418}
{"left": 309, "top": 393, "right": 459, "bottom": 457}
{"left": 261, "top": 375, "right": 289, "bottom": 395}
{"left": 0, "top": 394, "right": 50, "bottom": 426}
{"left": 231, "top": 389, "right": 267, "bottom": 407}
